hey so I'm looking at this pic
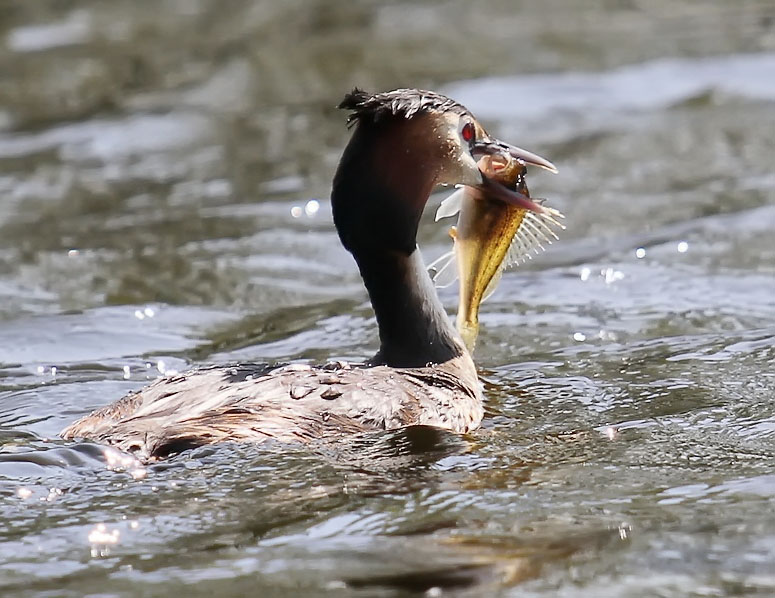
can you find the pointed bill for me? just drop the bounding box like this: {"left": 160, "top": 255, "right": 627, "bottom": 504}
{"left": 472, "top": 138, "right": 558, "bottom": 174}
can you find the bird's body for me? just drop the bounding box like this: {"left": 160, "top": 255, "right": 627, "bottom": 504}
{"left": 63, "top": 357, "right": 480, "bottom": 462}
{"left": 62, "top": 88, "right": 556, "bottom": 461}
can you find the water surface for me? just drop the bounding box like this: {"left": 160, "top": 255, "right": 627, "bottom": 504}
{"left": 1, "top": 1, "right": 774, "bottom": 596}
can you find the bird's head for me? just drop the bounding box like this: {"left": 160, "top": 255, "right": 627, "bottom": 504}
{"left": 333, "top": 88, "right": 556, "bottom": 254}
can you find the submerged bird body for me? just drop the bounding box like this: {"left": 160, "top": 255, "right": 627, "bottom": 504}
{"left": 62, "top": 88, "right": 556, "bottom": 461}
{"left": 64, "top": 358, "right": 480, "bottom": 462}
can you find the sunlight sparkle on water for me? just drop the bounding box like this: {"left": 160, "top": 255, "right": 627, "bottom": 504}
{"left": 603, "top": 267, "right": 624, "bottom": 284}
{"left": 291, "top": 200, "right": 321, "bottom": 218}
{"left": 573, "top": 332, "right": 586, "bottom": 342}
{"left": 156, "top": 360, "right": 177, "bottom": 376}
{"left": 581, "top": 266, "right": 625, "bottom": 284}
{"left": 130, "top": 468, "right": 147, "bottom": 480}
{"left": 619, "top": 523, "right": 631, "bottom": 540}
{"left": 43, "top": 488, "right": 63, "bottom": 502}
{"left": 88, "top": 523, "right": 120, "bottom": 544}
{"left": 134, "top": 306, "right": 156, "bottom": 320}
{"left": 17, "top": 487, "right": 32, "bottom": 499}
{"left": 677, "top": 241, "right": 689, "bottom": 253}
{"left": 88, "top": 523, "right": 120, "bottom": 557}
{"left": 304, "top": 199, "right": 320, "bottom": 216}
{"left": 123, "top": 365, "right": 131, "bottom": 379}
{"left": 635, "top": 247, "right": 646, "bottom": 258}
{"left": 103, "top": 446, "right": 147, "bottom": 479}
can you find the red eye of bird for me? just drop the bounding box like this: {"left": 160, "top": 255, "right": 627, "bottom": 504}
{"left": 461, "top": 122, "right": 475, "bottom": 144}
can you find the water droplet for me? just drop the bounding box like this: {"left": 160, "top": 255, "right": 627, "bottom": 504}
{"left": 17, "top": 487, "right": 32, "bottom": 499}
{"left": 134, "top": 309, "right": 145, "bottom": 320}
{"left": 123, "top": 365, "right": 131, "bottom": 380}
{"left": 290, "top": 205, "right": 303, "bottom": 218}
{"left": 50, "top": 366, "right": 57, "bottom": 377}
{"left": 143, "top": 306, "right": 155, "bottom": 318}
{"left": 67, "top": 249, "right": 80, "bottom": 258}
{"left": 156, "top": 360, "right": 166, "bottom": 374}
{"left": 573, "top": 332, "right": 586, "bottom": 342}
{"left": 677, "top": 241, "right": 689, "bottom": 253}
{"left": 635, "top": 247, "right": 646, "bottom": 259}
{"left": 580, "top": 267, "right": 591, "bottom": 281}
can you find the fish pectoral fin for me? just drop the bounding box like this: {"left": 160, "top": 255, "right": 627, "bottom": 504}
{"left": 435, "top": 187, "right": 466, "bottom": 221}
{"left": 481, "top": 268, "right": 503, "bottom": 303}
{"left": 427, "top": 250, "right": 459, "bottom": 288}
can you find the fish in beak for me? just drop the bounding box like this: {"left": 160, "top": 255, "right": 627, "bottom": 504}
{"left": 430, "top": 148, "right": 564, "bottom": 352}
{"left": 470, "top": 137, "right": 558, "bottom": 216}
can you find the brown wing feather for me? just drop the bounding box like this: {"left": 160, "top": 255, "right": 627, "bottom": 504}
{"left": 61, "top": 357, "right": 482, "bottom": 462}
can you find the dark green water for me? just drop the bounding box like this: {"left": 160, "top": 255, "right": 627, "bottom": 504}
{"left": 1, "top": 1, "right": 774, "bottom": 596}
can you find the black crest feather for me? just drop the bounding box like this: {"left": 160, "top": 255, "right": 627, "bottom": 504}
{"left": 339, "top": 88, "right": 471, "bottom": 126}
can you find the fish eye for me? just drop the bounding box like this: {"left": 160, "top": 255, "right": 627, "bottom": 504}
{"left": 461, "top": 122, "right": 475, "bottom": 145}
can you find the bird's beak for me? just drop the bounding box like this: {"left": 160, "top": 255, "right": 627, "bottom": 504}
{"left": 473, "top": 139, "right": 557, "bottom": 173}
{"left": 471, "top": 138, "right": 557, "bottom": 215}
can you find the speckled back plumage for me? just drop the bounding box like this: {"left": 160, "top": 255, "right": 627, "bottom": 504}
{"left": 61, "top": 357, "right": 482, "bottom": 462}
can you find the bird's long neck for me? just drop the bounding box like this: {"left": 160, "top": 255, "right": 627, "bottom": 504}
{"left": 332, "top": 118, "right": 465, "bottom": 368}
{"left": 354, "top": 246, "right": 463, "bottom": 367}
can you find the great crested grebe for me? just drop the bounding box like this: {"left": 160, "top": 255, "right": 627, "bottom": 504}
{"left": 62, "top": 88, "right": 557, "bottom": 461}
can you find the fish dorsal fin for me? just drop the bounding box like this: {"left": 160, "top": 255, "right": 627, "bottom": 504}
{"left": 481, "top": 268, "right": 502, "bottom": 303}
{"left": 504, "top": 206, "right": 565, "bottom": 269}
{"left": 428, "top": 249, "right": 458, "bottom": 288}
{"left": 435, "top": 187, "right": 465, "bottom": 221}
